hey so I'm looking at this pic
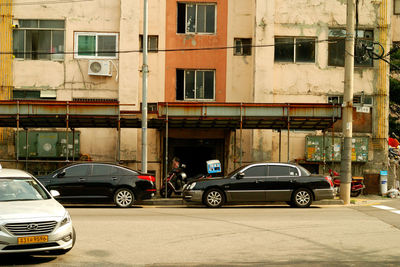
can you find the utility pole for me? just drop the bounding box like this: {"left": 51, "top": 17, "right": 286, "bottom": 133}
{"left": 141, "top": 0, "right": 148, "bottom": 173}
{"left": 340, "top": 0, "right": 355, "bottom": 204}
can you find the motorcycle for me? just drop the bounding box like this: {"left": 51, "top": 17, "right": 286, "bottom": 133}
{"left": 160, "top": 159, "right": 222, "bottom": 198}
{"left": 328, "top": 169, "right": 365, "bottom": 197}
{"left": 160, "top": 164, "right": 188, "bottom": 198}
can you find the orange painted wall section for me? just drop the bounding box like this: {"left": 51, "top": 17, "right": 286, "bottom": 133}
{"left": 165, "top": 0, "right": 227, "bottom": 102}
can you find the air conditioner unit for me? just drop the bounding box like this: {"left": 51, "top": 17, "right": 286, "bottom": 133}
{"left": 88, "top": 60, "right": 112, "bottom": 76}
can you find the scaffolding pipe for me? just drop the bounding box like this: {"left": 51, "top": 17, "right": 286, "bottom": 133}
{"left": 72, "top": 128, "right": 75, "bottom": 162}
{"left": 234, "top": 129, "right": 237, "bottom": 169}
{"left": 240, "top": 103, "right": 243, "bottom": 166}
{"left": 25, "top": 128, "right": 28, "bottom": 171}
{"left": 116, "top": 108, "right": 121, "bottom": 163}
{"left": 164, "top": 103, "right": 169, "bottom": 198}
{"left": 279, "top": 129, "right": 282, "bottom": 162}
{"left": 16, "top": 101, "right": 19, "bottom": 168}
{"left": 66, "top": 102, "right": 69, "bottom": 162}
{"left": 287, "top": 105, "right": 290, "bottom": 163}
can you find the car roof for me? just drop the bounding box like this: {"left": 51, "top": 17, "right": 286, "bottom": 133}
{"left": 0, "top": 168, "right": 32, "bottom": 178}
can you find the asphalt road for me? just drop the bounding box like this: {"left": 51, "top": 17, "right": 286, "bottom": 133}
{"left": 1, "top": 200, "right": 400, "bottom": 267}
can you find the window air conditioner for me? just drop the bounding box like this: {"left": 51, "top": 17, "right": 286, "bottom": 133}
{"left": 88, "top": 60, "right": 112, "bottom": 76}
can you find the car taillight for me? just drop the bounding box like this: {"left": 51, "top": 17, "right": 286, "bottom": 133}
{"left": 325, "top": 176, "right": 334, "bottom": 187}
{"left": 138, "top": 175, "right": 155, "bottom": 182}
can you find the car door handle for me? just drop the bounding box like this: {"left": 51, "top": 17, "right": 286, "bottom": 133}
{"left": 79, "top": 178, "right": 85, "bottom": 182}
{"left": 256, "top": 180, "right": 261, "bottom": 183}
{"left": 112, "top": 177, "right": 118, "bottom": 180}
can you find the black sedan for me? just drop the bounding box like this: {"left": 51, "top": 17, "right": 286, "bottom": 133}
{"left": 183, "top": 163, "right": 334, "bottom": 208}
{"left": 37, "top": 163, "right": 156, "bottom": 208}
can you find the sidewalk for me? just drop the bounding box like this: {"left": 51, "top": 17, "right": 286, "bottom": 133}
{"left": 138, "top": 194, "right": 395, "bottom": 207}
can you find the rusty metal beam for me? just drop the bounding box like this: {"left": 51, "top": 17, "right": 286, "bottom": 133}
{"left": 0, "top": 100, "right": 342, "bottom": 131}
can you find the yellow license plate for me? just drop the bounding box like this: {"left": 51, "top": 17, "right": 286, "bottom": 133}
{"left": 18, "top": 235, "right": 48, "bottom": 244}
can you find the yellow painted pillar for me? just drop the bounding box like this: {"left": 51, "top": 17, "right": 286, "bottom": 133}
{"left": 0, "top": 0, "right": 13, "bottom": 141}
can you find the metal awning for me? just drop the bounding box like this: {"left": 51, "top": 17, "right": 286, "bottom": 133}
{"left": 0, "top": 100, "right": 341, "bottom": 130}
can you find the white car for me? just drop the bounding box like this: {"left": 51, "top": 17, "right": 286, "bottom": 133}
{"left": 0, "top": 166, "right": 75, "bottom": 255}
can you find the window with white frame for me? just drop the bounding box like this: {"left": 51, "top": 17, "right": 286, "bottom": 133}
{"left": 328, "top": 29, "right": 373, "bottom": 67}
{"left": 274, "top": 37, "right": 316, "bottom": 63}
{"left": 176, "top": 69, "right": 215, "bottom": 100}
{"left": 13, "top": 19, "right": 65, "bottom": 60}
{"left": 234, "top": 38, "right": 252, "bottom": 56}
{"left": 177, "top": 3, "right": 216, "bottom": 34}
{"left": 74, "top": 32, "right": 118, "bottom": 59}
{"left": 395, "top": 0, "right": 400, "bottom": 14}
{"left": 328, "top": 95, "right": 373, "bottom": 106}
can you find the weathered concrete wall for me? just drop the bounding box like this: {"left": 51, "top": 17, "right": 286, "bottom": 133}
{"left": 249, "top": 0, "right": 386, "bottom": 169}
{"left": 226, "top": 0, "right": 254, "bottom": 102}
{"left": 393, "top": 15, "right": 400, "bottom": 42}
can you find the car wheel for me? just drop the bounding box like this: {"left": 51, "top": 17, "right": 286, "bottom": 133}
{"left": 114, "top": 188, "right": 135, "bottom": 208}
{"left": 204, "top": 189, "right": 225, "bottom": 208}
{"left": 351, "top": 190, "right": 362, "bottom": 197}
{"left": 160, "top": 187, "right": 172, "bottom": 198}
{"left": 292, "top": 188, "right": 312, "bottom": 208}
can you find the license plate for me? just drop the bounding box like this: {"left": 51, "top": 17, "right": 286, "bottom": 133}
{"left": 18, "top": 235, "right": 48, "bottom": 244}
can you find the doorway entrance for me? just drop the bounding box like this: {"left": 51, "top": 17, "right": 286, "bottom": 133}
{"left": 167, "top": 138, "right": 224, "bottom": 178}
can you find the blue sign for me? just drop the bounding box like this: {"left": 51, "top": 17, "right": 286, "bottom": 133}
{"left": 380, "top": 170, "right": 388, "bottom": 176}
{"left": 207, "top": 160, "right": 221, "bottom": 174}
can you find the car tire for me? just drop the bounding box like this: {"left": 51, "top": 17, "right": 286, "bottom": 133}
{"left": 160, "top": 187, "right": 172, "bottom": 198}
{"left": 351, "top": 190, "right": 362, "bottom": 197}
{"left": 292, "top": 188, "right": 312, "bottom": 208}
{"left": 204, "top": 189, "right": 225, "bottom": 208}
{"left": 114, "top": 188, "right": 135, "bottom": 208}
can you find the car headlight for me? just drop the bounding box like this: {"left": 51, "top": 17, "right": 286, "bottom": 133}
{"left": 188, "top": 182, "right": 196, "bottom": 190}
{"left": 60, "top": 211, "right": 71, "bottom": 227}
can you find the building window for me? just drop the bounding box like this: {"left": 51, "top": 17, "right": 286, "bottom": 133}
{"left": 74, "top": 32, "right": 118, "bottom": 59}
{"left": 234, "top": 38, "right": 252, "bottom": 56}
{"left": 139, "top": 35, "right": 158, "bottom": 52}
{"left": 13, "top": 19, "right": 65, "bottom": 60}
{"left": 177, "top": 3, "right": 216, "bottom": 34}
{"left": 176, "top": 69, "right": 215, "bottom": 100}
{"left": 395, "top": 0, "right": 400, "bottom": 14}
{"left": 328, "top": 95, "right": 373, "bottom": 106}
{"left": 13, "top": 90, "right": 56, "bottom": 100}
{"left": 328, "top": 29, "right": 373, "bottom": 67}
{"left": 274, "top": 37, "right": 316, "bottom": 63}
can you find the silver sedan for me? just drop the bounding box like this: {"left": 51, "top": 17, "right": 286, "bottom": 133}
{"left": 0, "top": 167, "right": 75, "bottom": 255}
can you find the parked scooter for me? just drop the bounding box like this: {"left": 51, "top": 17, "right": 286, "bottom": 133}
{"left": 160, "top": 164, "right": 187, "bottom": 198}
{"left": 160, "top": 159, "right": 222, "bottom": 198}
{"left": 328, "top": 169, "right": 365, "bottom": 197}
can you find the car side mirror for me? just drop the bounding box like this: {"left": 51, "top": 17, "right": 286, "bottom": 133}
{"left": 236, "top": 172, "right": 245, "bottom": 179}
{"left": 57, "top": 170, "right": 66, "bottom": 178}
{"left": 50, "top": 190, "right": 60, "bottom": 198}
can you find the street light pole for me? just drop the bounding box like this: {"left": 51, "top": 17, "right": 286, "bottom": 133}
{"left": 340, "top": 0, "right": 355, "bottom": 204}
{"left": 141, "top": 0, "right": 148, "bottom": 173}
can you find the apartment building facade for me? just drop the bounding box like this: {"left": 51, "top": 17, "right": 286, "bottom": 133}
{"left": 4, "top": 0, "right": 393, "bottom": 189}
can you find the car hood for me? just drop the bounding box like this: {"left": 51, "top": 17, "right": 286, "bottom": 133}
{"left": 192, "top": 176, "right": 226, "bottom": 183}
{"left": 0, "top": 199, "right": 65, "bottom": 222}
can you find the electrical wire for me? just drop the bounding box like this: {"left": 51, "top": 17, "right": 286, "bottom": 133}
{"left": 1, "top": 38, "right": 334, "bottom": 55}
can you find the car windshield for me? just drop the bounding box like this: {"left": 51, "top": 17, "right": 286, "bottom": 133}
{"left": 0, "top": 178, "right": 50, "bottom": 202}
{"left": 226, "top": 165, "right": 250, "bottom": 178}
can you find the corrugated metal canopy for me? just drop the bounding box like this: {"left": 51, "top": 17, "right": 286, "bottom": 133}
{"left": 0, "top": 100, "right": 341, "bottom": 130}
